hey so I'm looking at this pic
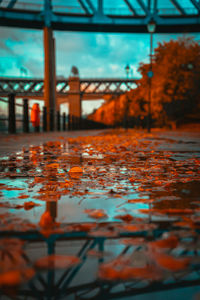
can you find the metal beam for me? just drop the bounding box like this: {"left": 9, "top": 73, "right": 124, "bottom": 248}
{"left": 169, "top": 0, "right": 187, "bottom": 15}
{"left": 77, "top": 0, "right": 90, "bottom": 14}
{"left": 123, "top": 0, "right": 138, "bottom": 15}
{"left": 97, "top": 0, "right": 103, "bottom": 15}
{"left": 153, "top": 0, "right": 158, "bottom": 13}
{"left": 190, "top": 0, "right": 200, "bottom": 11}
{"left": 0, "top": 8, "right": 200, "bottom": 33}
{"left": 7, "top": 0, "right": 17, "bottom": 9}
{"left": 85, "top": 0, "right": 96, "bottom": 13}
{"left": 136, "top": 0, "right": 149, "bottom": 14}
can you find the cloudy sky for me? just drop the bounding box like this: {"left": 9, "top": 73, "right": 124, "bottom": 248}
{"left": 1, "top": 27, "right": 196, "bottom": 79}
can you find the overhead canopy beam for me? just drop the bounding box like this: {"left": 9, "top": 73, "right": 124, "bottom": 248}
{"left": 7, "top": 0, "right": 17, "bottom": 9}
{"left": 0, "top": 6, "right": 200, "bottom": 33}
{"left": 77, "top": 0, "right": 90, "bottom": 15}
{"left": 136, "top": 0, "right": 149, "bottom": 14}
{"left": 169, "top": 0, "right": 187, "bottom": 15}
{"left": 85, "top": 0, "right": 96, "bottom": 13}
{"left": 190, "top": 0, "right": 200, "bottom": 12}
{"left": 97, "top": 0, "right": 103, "bottom": 15}
{"left": 153, "top": 0, "right": 158, "bottom": 13}
{"left": 123, "top": 0, "right": 138, "bottom": 15}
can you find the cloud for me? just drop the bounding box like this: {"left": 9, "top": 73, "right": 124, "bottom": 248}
{"left": 0, "top": 27, "right": 199, "bottom": 81}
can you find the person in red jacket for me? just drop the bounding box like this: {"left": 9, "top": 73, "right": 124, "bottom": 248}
{"left": 31, "top": 103, "right": 40, "bottom": 132}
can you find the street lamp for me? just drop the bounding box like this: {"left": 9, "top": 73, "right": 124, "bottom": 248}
{"left": 147, "top": 19, "right": 156, "bottom": 133}
{"left": 125, "top": 64, "right": 130, "bottom": 78}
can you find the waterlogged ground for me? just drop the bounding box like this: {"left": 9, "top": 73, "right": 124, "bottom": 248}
{"left": 0, "top": 129, "right": 200, "bottom": 300}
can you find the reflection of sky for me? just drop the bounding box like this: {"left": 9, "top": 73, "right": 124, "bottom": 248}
{"left": 0, "top": 0, "right": 200, "bottom": 113}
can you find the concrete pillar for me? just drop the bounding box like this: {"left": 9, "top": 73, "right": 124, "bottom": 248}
{"left": 43, "top": 26, "right": 56, "bottom": 131}
{"left": 8, "top": 93, "right": 16, "bottom": 134}
{"left": 68, "top": 75, "right": 81, "bottom": 130}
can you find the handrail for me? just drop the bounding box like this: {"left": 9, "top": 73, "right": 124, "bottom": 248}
{"left": 0, "top": 95, "right": 68, "bottom": 133}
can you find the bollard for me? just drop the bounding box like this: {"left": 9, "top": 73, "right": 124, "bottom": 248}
{"left": 57, "top": 111, "right": 60, "bottom": 131}
{"left": 50, "top": 109, "right": 54, "bottom": 131}
{"left": 8, "top": 93, "right": 16, "bottom": 134}
{"left": 23, "top": 98, "right": 29, "bottom": 133}
{"left": 62, "top": 112, "right": 66, "bottom": 131}
{"left": 68, "top": 114, "right": 71, "bottom": 130}
{"left": 43, "top": 106, "right": 47, "bottom": 132}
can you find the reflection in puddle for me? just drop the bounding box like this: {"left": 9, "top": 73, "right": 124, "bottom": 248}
{"left": 0, "top": 131, "right": 200, "bottom": 299}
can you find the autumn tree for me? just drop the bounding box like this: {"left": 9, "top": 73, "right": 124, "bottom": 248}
{"left": 89, "top": 36, "right": 200, "bottom": 128}
{"left": 138, "top": 36, "right": 200, "bottom": 126}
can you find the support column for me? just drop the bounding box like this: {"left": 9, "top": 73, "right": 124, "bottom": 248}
{"left": 68, "top": 74, "right": 81, "bottom": 130}
{"left": 8, "top": 93, "right": 16, "bottom": 134}
{"left": 23, "top": 98, "right": 29, "bottom": 133}
{"left": 43, "top": 26, "right": 56, "bottom": 131}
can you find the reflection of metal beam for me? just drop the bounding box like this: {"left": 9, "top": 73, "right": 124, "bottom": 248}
{"left": 77, "top": 0, "right": 90, "bottom": 14}
{"left": 123, "top": 0, "right": 138, "bottom": 15}
{"left": 170, "top": 0, "right": 186, "bottom": 15}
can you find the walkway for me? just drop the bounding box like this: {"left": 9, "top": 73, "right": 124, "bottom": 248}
{"left": 0, "top": 127, "right": 200, "bottom": 157}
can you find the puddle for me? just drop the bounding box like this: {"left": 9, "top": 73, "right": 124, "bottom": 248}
{"left": 0, "top": 132, "right": 200, "bottom": 299}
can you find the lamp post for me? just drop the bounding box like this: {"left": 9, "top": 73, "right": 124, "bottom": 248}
{"left": 125, "top": 64, "right": 130, "bottom": 78}
{"left": 147, "top": 19, "right": 156, "bottom": 133}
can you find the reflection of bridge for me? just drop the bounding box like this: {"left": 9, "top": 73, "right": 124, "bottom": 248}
{"left": 1, "top": 224, "right": 200, "bottom": 300}
{"left": 1, "top": 0, "right": 200, "bottom": 130}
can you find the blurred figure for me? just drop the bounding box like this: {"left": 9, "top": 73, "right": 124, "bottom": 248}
{"left": 31, "top": 103, "right": 40, "bottom": 132}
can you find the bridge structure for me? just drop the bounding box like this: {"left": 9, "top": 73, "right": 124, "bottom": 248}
{"left": 1, "top": 0, "right": 200, "bottom": 130}
{"left": 0, "top": 74, "right": 138, "bottom": 129}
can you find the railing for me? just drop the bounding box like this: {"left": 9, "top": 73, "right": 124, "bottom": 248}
{"left": 0, "top": 94, "right": 107, "bottom": 134}
{"left": 0, "top": 94, "right": 68, "bottom": 134}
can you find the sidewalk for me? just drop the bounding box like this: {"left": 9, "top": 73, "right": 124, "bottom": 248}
{"left": 0, "top": 129, "right": 105, "bottom": 157}
{"left": 0, "top": 128, "right": 199, "bottom": 157}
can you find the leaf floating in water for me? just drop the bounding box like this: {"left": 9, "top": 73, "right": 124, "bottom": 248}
{"left": 24, "top": 201, "right": 41, "bottom": 210}
{"left": 18, "top": 195, "right": 29, "bottom": 199}
{"left": 99, "top": 261, "right": 163, "bottom": 281}
{"left": 153, "top": 252, "right": 190, "bottom": 271}
{"left": 84, "top": 209, "right": 108, "bottom": 219}
{"left": 34, "top": 255, "right": 80, "bottom": 270}
{"left": 148, "top": 235, "right": 179, "bottom": 251}
{"left": 121, "top": 237, "right": 145, "bottom": 246}
{"left": 115, "top": 213, "right": 134, "bottom": 222}
{"left": 0, "top": 268, "right": 35, "bottom": 287}
{"left": 69, "top": 166, "right": 83, "bottom": 178}
{"left": 39, "top": 211, "right": 54, "bottom": 229}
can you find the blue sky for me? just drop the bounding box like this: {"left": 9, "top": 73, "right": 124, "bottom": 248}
{"left": 0, "top": 26, "right": 200, "bottom": 114}
{"left": 1, "top": 27, "right": 198, "bottom": 79}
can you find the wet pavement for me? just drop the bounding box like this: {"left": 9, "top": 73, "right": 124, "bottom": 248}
{"left": 0, "top": 128, "right": 200, "bottom": 300}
